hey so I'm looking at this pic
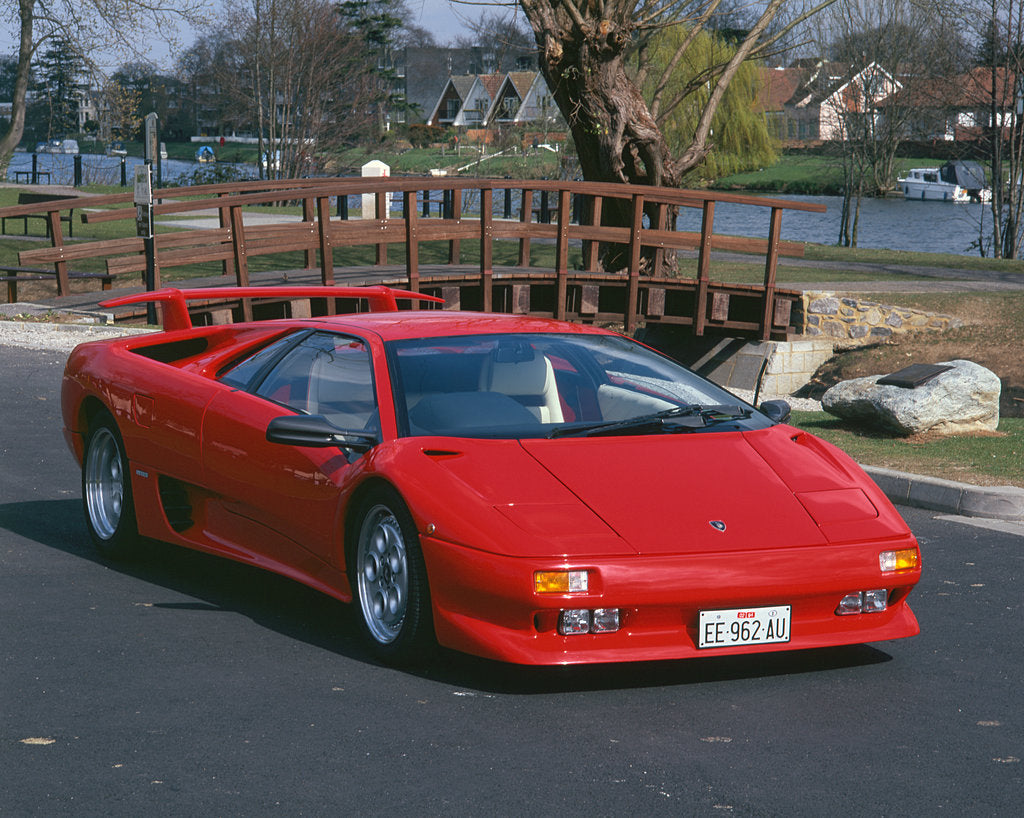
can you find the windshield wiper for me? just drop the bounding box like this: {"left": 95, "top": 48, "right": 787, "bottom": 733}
{"left": 548, "top": 404, "right": 751, "bottom": 439}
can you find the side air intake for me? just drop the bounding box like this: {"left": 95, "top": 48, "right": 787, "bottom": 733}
{"left": 158, "top": 476, "right": 194, "bottom": 532}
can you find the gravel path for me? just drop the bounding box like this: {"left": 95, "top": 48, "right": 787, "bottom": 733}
{"left": 0, "top": 317, "right": 152, "bottom": 353}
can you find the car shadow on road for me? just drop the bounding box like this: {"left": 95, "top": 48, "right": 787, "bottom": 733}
{"left": 1, "top": 498, "right": 895, "bottom": 693}
{"left": 424, "top": 643, "right": 893, "bottom": 694}
{"left": 0, "top": 498, "right": 369, "bottom": 658}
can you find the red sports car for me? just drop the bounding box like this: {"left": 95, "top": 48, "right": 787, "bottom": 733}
{"left": 62, "top": 285, "right": 921, "bottom": 666}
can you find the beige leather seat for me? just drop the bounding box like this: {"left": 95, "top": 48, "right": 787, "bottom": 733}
{"left": 479, "top": 351, "right": 564, "bottom": 423}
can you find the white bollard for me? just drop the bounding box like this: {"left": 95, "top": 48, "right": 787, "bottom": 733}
{"left": 361, "top": 160, "right": 391, "bottom": 219}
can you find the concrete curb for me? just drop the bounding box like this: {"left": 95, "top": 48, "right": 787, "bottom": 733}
{"left": 864, "top": 466, "right": 1024, "bottom": 521}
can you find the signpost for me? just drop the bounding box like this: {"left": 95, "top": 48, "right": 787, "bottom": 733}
{"left": 145, "top": 112, "right": 161, "bottom": 187}
{"left": 134, "top": 163, "right": 157, "bottom": 325}
{"left": 137, "top": 112, "right": 161, "bottom": 325}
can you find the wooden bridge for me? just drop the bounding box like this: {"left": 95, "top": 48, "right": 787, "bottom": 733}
{"left": 0, "top": 176, "right": 825, "bottom": 340}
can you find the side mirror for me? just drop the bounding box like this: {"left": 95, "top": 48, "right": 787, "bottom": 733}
{"left": 759, "top": 399, "right": 792, "bottom": 424}
{"left": 266, "top": 414, "right": 375, "bottom": 454}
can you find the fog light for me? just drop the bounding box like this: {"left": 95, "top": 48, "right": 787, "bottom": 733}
{"left": 837, "top": 593, "right": 863, "bottom": 615}
{"left": 591, "top": 608, "right": 621, "bottom": 633}
{"left": 880, "top": 548, "right": 919, "bottom": 572}
{"left": 535, "top": 570, "right": 588, "bottom": 593}
{"left": 559, "top": 609, "right": 590, "bottom": 634}
{"left": 836, "top": 589, "right": 889, "bottom": 615}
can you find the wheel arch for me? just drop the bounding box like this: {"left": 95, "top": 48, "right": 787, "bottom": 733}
{"left": 343, "top": 476, "right": 406, "bottom": 568}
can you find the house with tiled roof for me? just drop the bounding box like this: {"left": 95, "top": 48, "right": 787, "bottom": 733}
{"left": 759, "top": 61, "right": 901, "bottom": 143}
{"left": 426, "top": 75, "right": 478, "bottom": 128}
{"left": 427, "top": 71, "right": 562, "bottom": 131}
{"left": 485, "top": 72, "right": 560, "bottom": 127}
{"left": 888, "top": 66, "right": 1018, "bottom": 141}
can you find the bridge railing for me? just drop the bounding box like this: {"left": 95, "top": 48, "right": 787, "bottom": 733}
{"left": 0, "top": 176, "right": 825, "bottom": 340}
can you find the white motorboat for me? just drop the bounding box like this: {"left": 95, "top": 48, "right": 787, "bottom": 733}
{"left": 898, "top": 168, "right": 970, "bottom": 202}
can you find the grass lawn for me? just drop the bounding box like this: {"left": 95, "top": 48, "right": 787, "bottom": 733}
{"left": 712, "top": 153, "right": 986, "bottom": 196}
{"left": 791, "top": 411, "right": 1024, "bottom": 488}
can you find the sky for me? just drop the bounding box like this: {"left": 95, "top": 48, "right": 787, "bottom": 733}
{"left": 1, "top": 0, "right": 485, "bottom": 73}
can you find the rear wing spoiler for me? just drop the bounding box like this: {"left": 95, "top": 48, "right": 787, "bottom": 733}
{"left": 100, "top": 286, "right": 444, "bottom": 332}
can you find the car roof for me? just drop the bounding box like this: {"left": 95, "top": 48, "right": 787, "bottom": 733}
{"left": 300, "top": 311, "right": 615, "bottom": 342}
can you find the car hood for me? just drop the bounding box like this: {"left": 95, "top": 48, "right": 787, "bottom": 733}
{"left": 519, "top": 427, "right": 830, "bottom": 555}
{"left": 392, "top": 425, "right": 906, "bottom": 559}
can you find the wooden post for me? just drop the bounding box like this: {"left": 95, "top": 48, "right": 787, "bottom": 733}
{"left": 316, "top": 196, "right": 334, "bottom": 285}
{"left": 555, "top": 188, "right": 570, "bottom": 320}
{"left": 218, "top": 191, "right": 235, "bottom": 279}
{"left": 405, "top": 190, "right": 420, "bottom": 305}
{"left": 518, "top": 188, "right": 532, "bottom": 267}
{"left": 448, "top": 186, "right": 462, "bottom": 264}
{"left": 46, "top": 209, "right": 70, "bottom": 295}
{"left": 652, "top": 201, "right": 666, "bottom": 275}
{"left": 229, "top": 203, "right": 252, "bottom": 320}
{"left": 303, "top": 196, "right": 316, "bottom": 269}
{"left": 480, "top": 187, "right": 493, "bottom": 312}
{"left": 583, "top": 195, "right": 602, "bottom": 272}
{"left": 375, "top": 191, "right": 387, "bottom": 266}
{"left": 625, "top": 193, "right": 644, "bottom": 334}
{"left": 760, "top": 207, "right": 783, "bottom": 340}
{"left": 694, "top": 199, "right": 715, "bottom": 336}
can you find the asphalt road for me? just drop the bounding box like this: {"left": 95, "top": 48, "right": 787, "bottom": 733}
{"left": 1, "top": 345, "right": 1021, "bottom": 816}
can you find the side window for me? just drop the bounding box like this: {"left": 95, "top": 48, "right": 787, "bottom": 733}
{"left": 255, "top": 333, "right": 378, "bottom": 432}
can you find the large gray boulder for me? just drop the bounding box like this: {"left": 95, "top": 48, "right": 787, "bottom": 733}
{"left": 822, "top": 359, "right": 1000, "bottom": 436}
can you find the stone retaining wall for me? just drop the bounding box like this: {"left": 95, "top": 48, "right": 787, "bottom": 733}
{"left": 801, "top": 291, "right": 962, "bottom": 346}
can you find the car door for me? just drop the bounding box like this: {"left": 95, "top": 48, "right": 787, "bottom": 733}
{"left": 201, "top": 331, "right": 379, "bottom": 575}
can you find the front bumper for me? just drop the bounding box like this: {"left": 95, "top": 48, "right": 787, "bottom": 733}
{"left": 421, "top": 535, "right": 921, "bottom": 665}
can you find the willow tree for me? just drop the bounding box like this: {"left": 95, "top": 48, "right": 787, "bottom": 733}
{"left": 517, "top": 0, "right": 834, "bottom": 271}
{"left": 642, "top": 25, "right": 778, "bottom": 181}
{"left": 0, "top": 0, "right": 208, "bottom": 173}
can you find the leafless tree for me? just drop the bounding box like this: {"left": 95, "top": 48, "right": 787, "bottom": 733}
{"left": 962, "top": 0, "right": 1024, "bottom": 258}
{"left": 0, "top": 0, "right": 209, "bottom": 172}
{"left": 812, "top": 0, "right": 951, "bottom": 247}
{"left": 218, "top": 0, "right": 387, "bottom": 179}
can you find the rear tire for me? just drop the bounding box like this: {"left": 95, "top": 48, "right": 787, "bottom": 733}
{"left": 350, "top": 486, "right": 435, "bottom": 665}
{"left": 82, "top": 413, "right": 138, "bottom": 559}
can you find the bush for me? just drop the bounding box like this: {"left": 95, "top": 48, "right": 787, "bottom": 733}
{"left": 408, "top": 124, "right": 446, "bottom": 148}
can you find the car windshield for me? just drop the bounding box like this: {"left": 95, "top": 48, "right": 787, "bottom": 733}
{"left": 387, "top": 332, "right": 774, "bottom": 439}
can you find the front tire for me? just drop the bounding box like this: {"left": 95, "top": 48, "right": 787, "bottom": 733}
{"left": 82, "top": 413, "right": 138, "bottom": 559}
{"left": 351, "top": 487, "right": 435, "bottom": 665}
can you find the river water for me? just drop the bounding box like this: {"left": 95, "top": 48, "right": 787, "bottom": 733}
{"left": 4, "top": 151, "right": 255, "bottom": 188}
{"left": 4, "top": 154, "right": 997, "bottom": 257}
{"left": 678, "top": 194, "right": 996, "bottom": 258}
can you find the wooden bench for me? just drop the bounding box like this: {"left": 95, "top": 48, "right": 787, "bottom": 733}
{"left": 1, "top": 266, "right": 113, "bottom": 303}
{"left": 1, "top": 193, "right": 75, "bottom": 238}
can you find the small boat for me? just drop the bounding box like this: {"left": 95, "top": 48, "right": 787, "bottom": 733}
{"left": 106, "top": 141, "right": 127, "bottom": 157}
{"left": 35, "top": 138, "right": 79, "bottom": 154}
{"left": 941, "top": 160, "right": 992, "bottom": 202}
{"left": 195, "top": 145, "right": 216, "bottom": 163}
{"left": 897, "top": 168, "right": 969, "bottom": 202}
{"left": 159, "top": 142, "right": 168, "bottom": 160}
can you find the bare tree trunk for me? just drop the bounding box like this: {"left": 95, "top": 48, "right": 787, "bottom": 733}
{"left": 0, "top": 1, "right": 36, "bottom": 175}
{"left": 520, "top": 0, "right": 787, "bottom": 273}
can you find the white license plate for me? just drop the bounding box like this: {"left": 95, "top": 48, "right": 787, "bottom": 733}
{"left": 698, "top": 605, "right": 791, "bottom": 648}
